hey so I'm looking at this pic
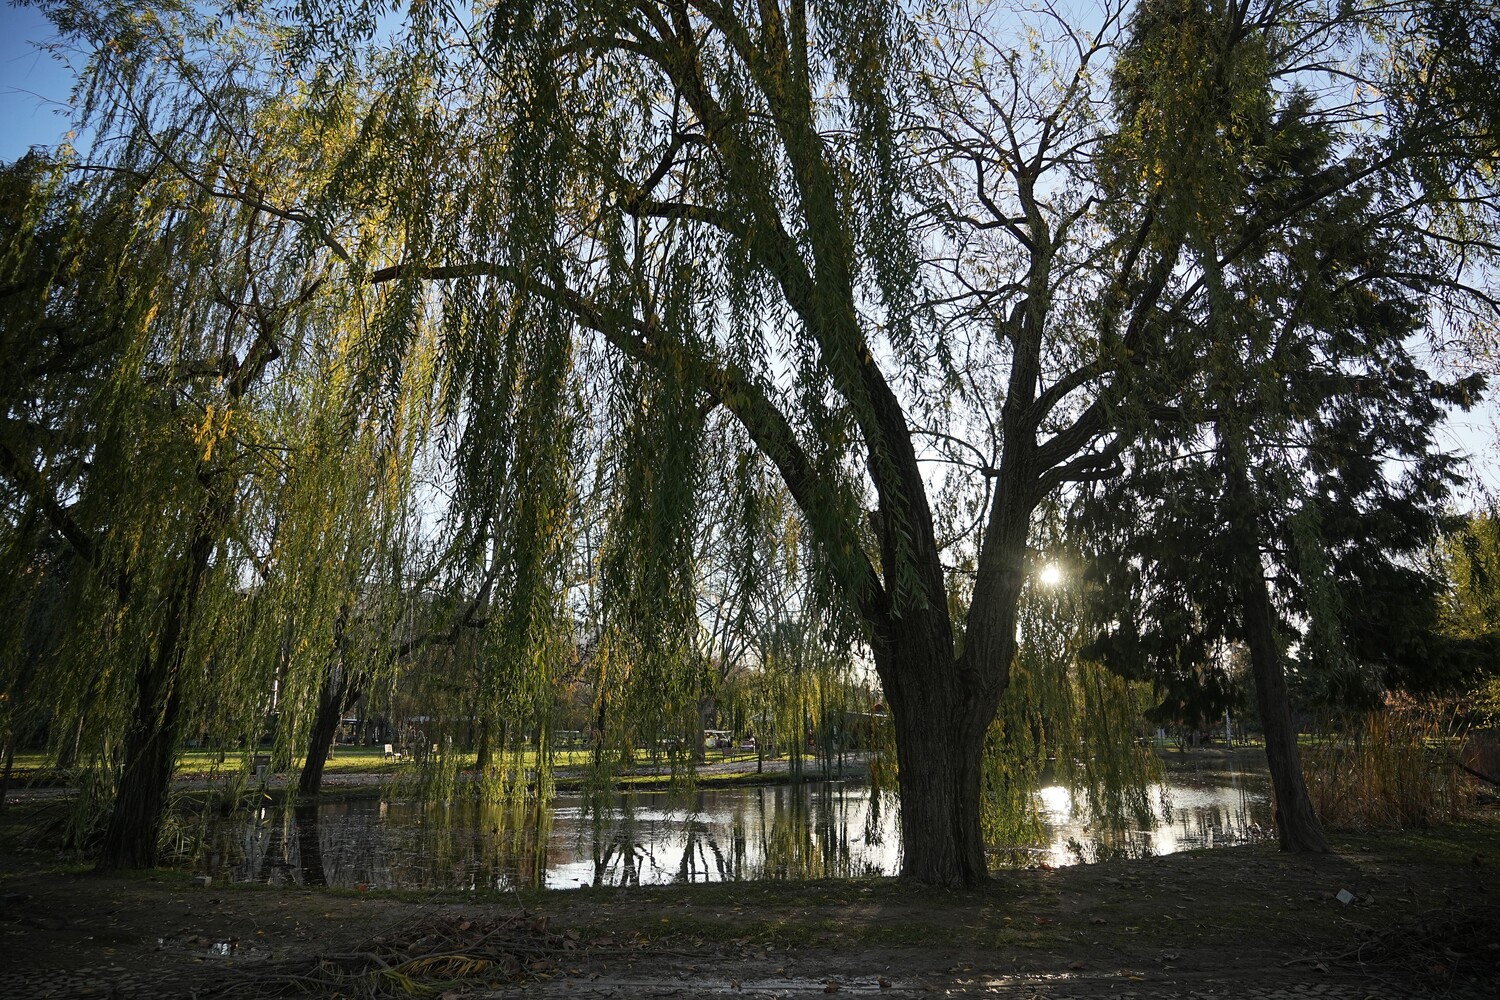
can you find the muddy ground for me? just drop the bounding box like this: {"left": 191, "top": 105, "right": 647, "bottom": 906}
{"left": 2, "top": 800, "right": 1496, "bottom": 999}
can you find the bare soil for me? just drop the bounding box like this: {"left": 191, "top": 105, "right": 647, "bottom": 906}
{"left": 2, "top": 799, "right": 1496, "bottom": 999}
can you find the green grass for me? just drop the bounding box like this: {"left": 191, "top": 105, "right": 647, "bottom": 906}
{"left": 5, "top": 746, "right": 771, "bottom": 784}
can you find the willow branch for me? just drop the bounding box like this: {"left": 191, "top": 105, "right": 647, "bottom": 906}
{"left": 367, "top": 258, "right": 889, "bottom": 624}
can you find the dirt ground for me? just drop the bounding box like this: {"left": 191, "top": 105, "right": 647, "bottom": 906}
{"left": 2, "top": 800, "right": 1496, "bottom": 999}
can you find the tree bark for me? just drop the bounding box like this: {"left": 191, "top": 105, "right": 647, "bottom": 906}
{"left": 97, "top": 644, "right": 187, "bottom": 869}
{"left": 876, "top": 609, "right": 999, "bottom": 886}
{"left": 476, "top": 717, "right": 494, "bottom": 772}
{"left": 97, "top": 520, "right": 217, "bottom": 871}
{"left": 297, "top": 672, "right": 356, "bottom": 797}
{"left": 1224, "top": 447, "right": 1331, "bottom": 853}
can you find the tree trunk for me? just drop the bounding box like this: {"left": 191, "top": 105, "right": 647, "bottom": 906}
{"left": 98, "top": 649, "right": 186, "bottom": 869}
{"left": 1224, "top": 450, "right": 1331, "bottom": 853}
{"left": 298, "top": 672, "right": 355, "bottom": 797}
{"left": 877, "top": 612, "right": 998, "bottom": 886}
{"left": 475, "top": 717, "right": 494, "bottom": 772}
{"left": 97, "top": 519, "right": 218, "bottom": 871}
{"left": 694, "top": 693, "right": 715, "bottom": 764}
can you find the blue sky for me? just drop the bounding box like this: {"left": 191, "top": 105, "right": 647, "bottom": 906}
{"left": 0, "top": 3, "right": 72, "bottom": 161}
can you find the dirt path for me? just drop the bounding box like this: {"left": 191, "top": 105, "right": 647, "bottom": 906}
{"left": 3, "top": 807, "right": 1496, "bottom": 999}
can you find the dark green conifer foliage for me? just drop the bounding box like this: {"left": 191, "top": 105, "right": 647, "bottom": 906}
{"left": 1081, "top": 0, "right": 1493, "bottom": 851}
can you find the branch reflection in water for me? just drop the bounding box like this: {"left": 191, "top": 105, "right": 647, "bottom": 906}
{"left": 212, "top": 766, "right": 1269, "bottom": 890}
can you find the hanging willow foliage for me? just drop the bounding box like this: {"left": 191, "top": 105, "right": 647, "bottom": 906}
{"left": 11, "top": 0, "right": 1492, "bottom": 884}
{"left": 985, "top": 544, "right": 1161, "bottom": 866}
{"left": 0, "top": 5, "right": 448, "bottom": 862}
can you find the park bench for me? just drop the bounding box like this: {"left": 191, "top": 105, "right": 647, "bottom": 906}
{"left": 384, "top": 743, "right": 404, "bottom": 761}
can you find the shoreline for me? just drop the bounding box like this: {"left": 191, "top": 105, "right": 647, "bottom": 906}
{"left": 2, "top": 804, "right": 1495, "bottom": 998}
{"left": 3, "top": 742, "right": 1269, "bottom": 802}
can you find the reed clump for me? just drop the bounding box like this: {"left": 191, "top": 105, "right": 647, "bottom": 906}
{"left": 1304, "top": 708, "right": 1473, "bottom": 830}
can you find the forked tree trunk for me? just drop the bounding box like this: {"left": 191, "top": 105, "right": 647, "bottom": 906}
{"left": 886, "top": 693, "right": 990, "bottom": 884}
{"left": 1224, "top": 450, "right": 1331, "bottom": 853}
{"left": 876, "top": 608, "right": 1003, "bottom": 886}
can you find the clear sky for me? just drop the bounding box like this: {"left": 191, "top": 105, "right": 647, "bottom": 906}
{"left": 0, "top": 3, "right": 72, "bottom": 161}
{"left": 0, "top": 1, "right": 1493, "bottom": 501}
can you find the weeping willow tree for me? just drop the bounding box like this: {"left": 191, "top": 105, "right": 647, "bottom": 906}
{"left": 0, "top": 4, "right": 444, "bottom": 866}
{"left": 205, "top": 0, "right": 1186, "bottom": 885}
{"left": 14, "top": 0, "right": 1495, "bottom": 883}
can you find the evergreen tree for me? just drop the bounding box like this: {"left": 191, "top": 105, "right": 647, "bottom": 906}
{"left": 1081, "top": 0, "right": 1492, "bottom": 851}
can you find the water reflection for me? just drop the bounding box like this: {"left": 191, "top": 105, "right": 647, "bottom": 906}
{"left": 1033, "top": 769, "right": 1269, "bottom": 866}
{"left": 554, "top": 784, "right": 894, "bottom": 888}
{"left": 213, "top": 761, "right": 1269, "bottom": 890}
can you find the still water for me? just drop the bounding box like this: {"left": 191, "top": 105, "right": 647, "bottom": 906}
{"left": 207, "top": 758, "right": 1270, "bottom": 890}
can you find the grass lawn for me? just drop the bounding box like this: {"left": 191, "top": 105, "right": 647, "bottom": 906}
{"left": 5, "top": 745, "right": 769, "bottom": 784}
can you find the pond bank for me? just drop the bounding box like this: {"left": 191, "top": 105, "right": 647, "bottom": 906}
{"left": 5, "top": 744, "right": 1269, "bottom": 803}
{"left": 1, "top": 750, "right": 878, "bottom": 803}
{"left": 2, "top": 802, "right": 1496, "bottom": 998}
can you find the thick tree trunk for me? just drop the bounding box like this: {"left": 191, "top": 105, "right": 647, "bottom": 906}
{"left": 98, "top": 652, "right": 185, "bottom": 869}
{"left": 1224, "top": 452, "right": 1330, "bottom": 853}
{"left": 877, "top": 610, "right": 999, "bottom": 886}
{"left": 887, "top": 696, "right": 989, "bottom": 884}
{"left": 297, "top": 673, "right": 353, "bottom": 797}
{"left": 97, "top": 522, "right": 217, "bottom": 871}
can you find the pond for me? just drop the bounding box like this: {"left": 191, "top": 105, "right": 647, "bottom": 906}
{"left": 202, "top": 755, "right": 1271, "bottom": 890}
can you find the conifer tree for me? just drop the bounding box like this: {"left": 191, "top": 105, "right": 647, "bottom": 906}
{"left": 1080, "top": 0, "right": 1494, "bottom": 852}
